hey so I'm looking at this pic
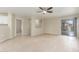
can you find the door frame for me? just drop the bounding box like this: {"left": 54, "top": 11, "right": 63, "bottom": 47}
{"left": 61, "top": 17, "right": 77, "bottom": 37}
{"left": 15, "top": 17, "right": 23, "bottom": 36}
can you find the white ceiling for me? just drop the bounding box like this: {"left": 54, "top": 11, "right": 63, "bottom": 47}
{"left": 0, "top": 7, "right": 79, "bottom": 18}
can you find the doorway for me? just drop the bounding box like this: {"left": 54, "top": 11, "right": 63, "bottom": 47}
{"left": 16, "top": 19, "right": 22, "bottom": 36}
{"left": 61, "top": 17, "right": 77, "bottom": 37}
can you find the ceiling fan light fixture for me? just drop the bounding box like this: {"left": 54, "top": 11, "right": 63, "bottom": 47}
{"left": 38, "top": 7, "right": 53, "bottom": 14}
{"left": 42, "top": 11, "right": 47, "bottom": 14}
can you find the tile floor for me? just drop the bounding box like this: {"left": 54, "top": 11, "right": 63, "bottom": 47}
{"left": 0, "top": 35, "right": 79, "bottom": 52}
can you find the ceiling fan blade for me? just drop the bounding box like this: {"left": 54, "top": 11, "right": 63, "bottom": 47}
{"left": 47, "top": 7, "right": 53, "bottom": 10}
{"left": 47, "top": 11, "right": 53, "bottom": 13}
{"left": 39, "top": 7, "right": 44, "bottom": 10}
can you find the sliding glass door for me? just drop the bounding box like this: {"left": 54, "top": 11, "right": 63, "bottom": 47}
{"left": 61, "top": 18, "right": 77, "bottom": 37}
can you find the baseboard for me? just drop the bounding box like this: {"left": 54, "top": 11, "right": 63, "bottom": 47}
{"left": 0, "top": 36, "right": 17, "bottom": 43}
{"left": 30, "top": 33, "right": 44, "bottom": 37}
{"left": 44, "top": 33, "right": 61, "bottom": 36}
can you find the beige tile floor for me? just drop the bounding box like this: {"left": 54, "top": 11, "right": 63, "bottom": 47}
{"left": 0, "top": 35, "right": 79, "bottom": 52}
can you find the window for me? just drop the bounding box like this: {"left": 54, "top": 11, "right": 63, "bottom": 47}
{"left": 0, "top": 16, "right": 8, "bottom": 24}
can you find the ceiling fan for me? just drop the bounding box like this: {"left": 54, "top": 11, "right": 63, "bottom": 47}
{"left": 37, "top": 7, "right": 53, "bottom": 14}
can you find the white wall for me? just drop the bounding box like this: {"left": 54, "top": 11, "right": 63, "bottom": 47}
{"left": 44, "top": 18, "right": 61, "bottom": 35}
{"left": 0, "top": 25, "right": 10, "bottom": 42}
{"left": 0, "top": 14, "right": 10, "bottom": 42}
{"left": 0, "top": 13, "right": 16, "bottom": 42}
{"left": 31, "top": 17, "right": 44, "bottom": 36}
{"left": 8, "top": 13, "right": 16, "bottom": 39}
{"left": 22, "top": 17, "right": 30, "bottom": 36}
{"left": 77, "top": 17, "right": 79, "bottom": 38}
{"left": 1, "top": 13, "right": 79, "bottom": 42}
{"left": 15, "top": 17, "right": 30, "bottom": 36}
{"left": 44, "top": 15, "right": 79, "bottom": 37}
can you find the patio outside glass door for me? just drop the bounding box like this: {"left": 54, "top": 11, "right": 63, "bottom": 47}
{"left": 61, "top": 18, "right": 77, "bottom": 37}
